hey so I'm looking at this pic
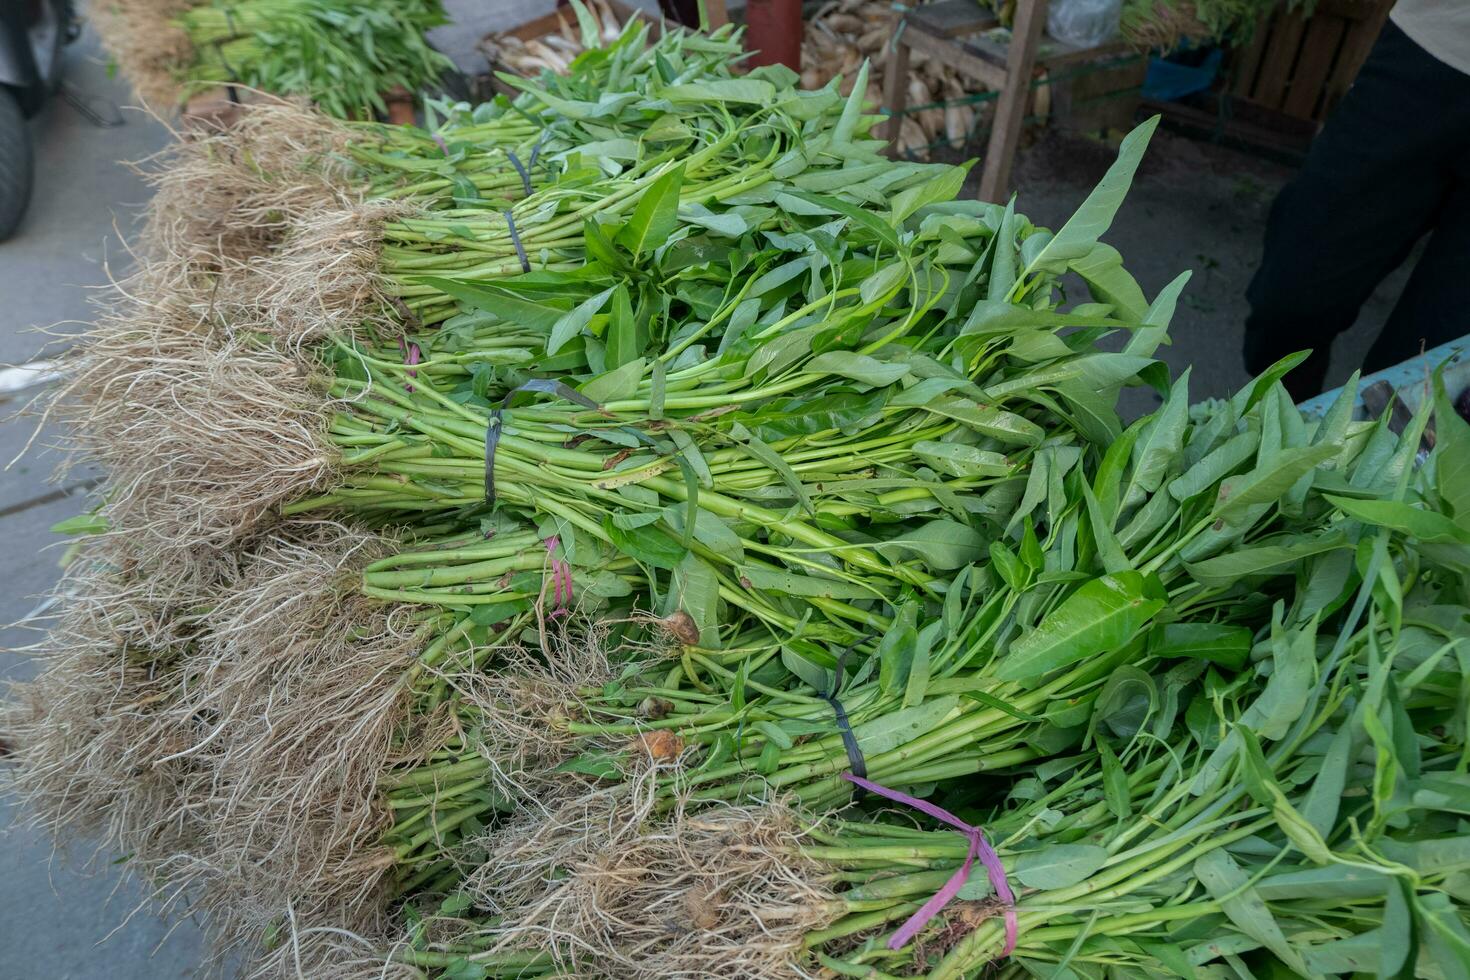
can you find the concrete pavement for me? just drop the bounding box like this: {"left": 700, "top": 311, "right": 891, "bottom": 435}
{"left": 0, "top": 24, "right": 210, "bottom": 980}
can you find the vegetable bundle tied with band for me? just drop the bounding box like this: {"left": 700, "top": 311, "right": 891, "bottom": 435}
{"left": 14, "top": 8, "right": 1470, "bottom": 979}
{"left": 93, "top": 0, "right": 452, "bottom": 116}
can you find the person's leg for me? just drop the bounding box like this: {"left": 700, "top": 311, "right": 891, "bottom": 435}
{"left": 1363, "top": 176, "right": 1470, "bottom": 372}
{"left": 1243, "top": 21, "right": 1470, "bottom": 400}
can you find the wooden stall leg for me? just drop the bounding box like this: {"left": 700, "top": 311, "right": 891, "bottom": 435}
{"left": 979, "top": 0, "right": 1047, "bottom": 201}
{"left": 882, "top": 34, "right": 911, "bottom": 158}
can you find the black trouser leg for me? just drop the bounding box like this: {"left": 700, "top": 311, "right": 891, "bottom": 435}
{"left": 1364, "top": 176, "right": 1470, "bottom": 371}
{"left": 1243, "top": 20, "right": 1470, "bottom": 401}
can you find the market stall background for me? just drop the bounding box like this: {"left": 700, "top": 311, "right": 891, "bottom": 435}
{"left": 0, "top": 2, "right": 1430, "bottom": 977}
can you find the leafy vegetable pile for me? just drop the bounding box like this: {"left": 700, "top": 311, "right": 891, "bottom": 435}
{"left": 93, "top": 0, "right": 452, "bottom": 117}
{"left": 9, "top": 8, "right": 1468, "bottom": 980}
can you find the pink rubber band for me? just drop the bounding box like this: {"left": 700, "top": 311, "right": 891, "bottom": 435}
{"left": 398, "top": 338, "right": 421, "bottom": 392}
{"left": 841, "top": 773, "right": 1017, "bottom": 955}
{"left": 542, "top": 535, "right": 572, "bottom": 618}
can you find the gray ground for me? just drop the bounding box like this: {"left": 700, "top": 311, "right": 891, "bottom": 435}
{"left": 0, "top": 24, "right": 211, "bottom": 980}
{"left": 0, "top": 8, "right": 1414, "bottom": 979}
{"left": 1005, "top": 126, "right": 1412, "bottom": 415}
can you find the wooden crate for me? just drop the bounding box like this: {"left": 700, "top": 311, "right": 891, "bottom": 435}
{"left": 882, "top": 0, "right": 1136, "bottom": 199}
{"left": 1230, "top": 0, "right": 1393, "bottom": 123}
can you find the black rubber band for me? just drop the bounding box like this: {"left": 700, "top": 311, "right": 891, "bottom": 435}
{"left": 485, "top": 380, "right": 599, "bottom": 504}
{"left": 505, "top": 149, "right": 533, "bottom": 198}
{"left": 218, "top": 8, "right": 241, "bottom": 104}
{"left": 819, "top": 645, "right": 868, "bottom": 797}
{"left": 528, "top": 130, "right": 551, "bottom": 170}
{"left": 503, "top": 210, "right": 531, "bottom": 273}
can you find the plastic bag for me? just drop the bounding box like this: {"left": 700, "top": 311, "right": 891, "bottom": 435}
{"left": 1046, "top": 0, "right": 1122, "bottom": 48}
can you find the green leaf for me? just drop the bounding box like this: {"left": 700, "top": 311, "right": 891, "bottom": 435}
{"left": 1300, "top": 722, "right": 1354, "bottom": 837}
{"left": 579, "top": 356, "right": 645, "bottom": 404}
{"left": 1091, "top": 665, "right": 1157, "bottom": 742}
{"left": 1324, "top": 494, "right": 1470, "bottom": 545}
{"left": 912, "top": 441, "right": 1010, "bottom": 479}
{"left": 753, "top": 720, "right": 793, "bottom": 750}
{"left": 850, "top": 695, "right": 959, "bottom": 757}
{"left": 782, "top": 643, "right": 833, "bottom": 692}
{"left": 1069, "top": 242, "right": 1147, "bottom": 319}
{"left": 924, "top": 396, "right": 1045, "bottom": 446}
{"left": 873, "top": 520, "right": 988, "bottom": 570}
{"left": 1419, "top": 892, "right": 1470, "bottom": 980}
{"left": 418, "top": 277, "right": 567, "bottom": 332}
{"left": 1136, "top": 943, "right": 1197, "bottom": 980}
{"left": 1184, "top": 531, "right": 1351, "bottom": 588}
{"left": 671, "top": 552, "right": 720, "bottom": 646}
{"left": 603, "top": 514, "right": 686, "bottom": 570}
{"left": 660, "top": 79, "right": 777, "bottom": 104}
{"left": 1012, "top": 844, "right": 1108, "bottom": 889}
{"left": 1379, "top": 879, "right": 1417, "bottom": 978}
{"left": 1241, "top": 619, "right": 1316, "bottom": 741}
{"left": 904, "top": 621, "right": 941, "bottom": 708}
{"left": 1098, "top": 739, "right": 1130, "bottom": 819}
{"left": 728, "top": 424, "right": 814, "bottom": 516}
{"left": 50, "top": 513, "right": 108, "bottom": 536}
{"left": 1123, "top": 270, "right": 1191, "bottom": 358}
{"left": 1150, "top": 623, "right": 1251, "bottom": 670}
{"left": 568, "top": 0, "right": 601, "bottom": 48}
{"left": 548, "top": 286, "right": 615, "bottom": 356}
{"left": 1081, "top": 480, "right": 1131, "bottom": 575}
{"left": 617, "top": 164, "right": 685, "bottom": 258}
{"left": 1013, "top": 116, "right": 1158, "bottom": 285}
{"left": 1254, "top": 864, "right": 1388, "bottom": 901}
{"left": 663, "top": 505, "right": 744, "bottom": 562}
{"left": 739, "top": 565, "right": 875, "bottom": 600}
{"left": 989, "top": 540, "right": 1027, "bottom": 591}
{"left": 961, "top": 302, "right": 1128, "bottom": 339}
{"left": 1092, "top": 421, "right": 1144, "bottom": 520}
{"left": 604, "top": 283, "right": 638, "bottom": 369}
{"left": 890, "top": 163, "right": 972, "bottom": 225}
{"left": 438, "top": 893, "right": 474, "bottom": 917}
{"left": 468, "top": 599, "right": 533, "bottom": 627}
{"left": 1194, "top": 849, "right": 1312, "bottom": 976}
{"left": 806, "top": 351, "right": 910, "bottom": 387}
{"left": 553, "top": 749, "right": 623, "bottom": 779}
{"left": 441, "top": 958, "right": 489, "bottom": 980}
{"left": 790, "top": 191, "right": 901, "bottom": 250}
{"left": 877, "top": 601, "right": 919, "bottom": 696}
{"left": 858, "top": 264, "right": 908, "bottom": 306}
{"left": 583, "top": 216, "right": 628, "bottom": 273}
{"left": 832, "top": 60, "right": 869, "bottom": 144}
{"left": 1121, "top": 368, "right": 1190, "bottom": 510}
{"left": 1169, "top": 428, "right": 1260, "bottom": 502}
{"left": 1232, "top": 350, "right": 1311, "bottom": 416}
{"left": 998, "top": 573, "right": 1164, "bottom": 683}
{"left": 1236, "top": 727, "right": 1332, "bottom": 864}
{"left": 1212, "top": 442, "right": 1339, "bottom": 524}
{"left": 1434, "top": 369, "right": 1470, "bottom": 528}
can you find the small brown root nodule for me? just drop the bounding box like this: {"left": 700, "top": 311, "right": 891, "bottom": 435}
{"left": 661, "top": 609, "right": 702, "bottom": 646}
{"left": 633, "top": 730, "right": 685, "bottom": 763}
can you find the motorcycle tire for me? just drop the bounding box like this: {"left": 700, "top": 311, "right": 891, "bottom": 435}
{"left": 0, "top": 86, "right": 35, "bottom": 241}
